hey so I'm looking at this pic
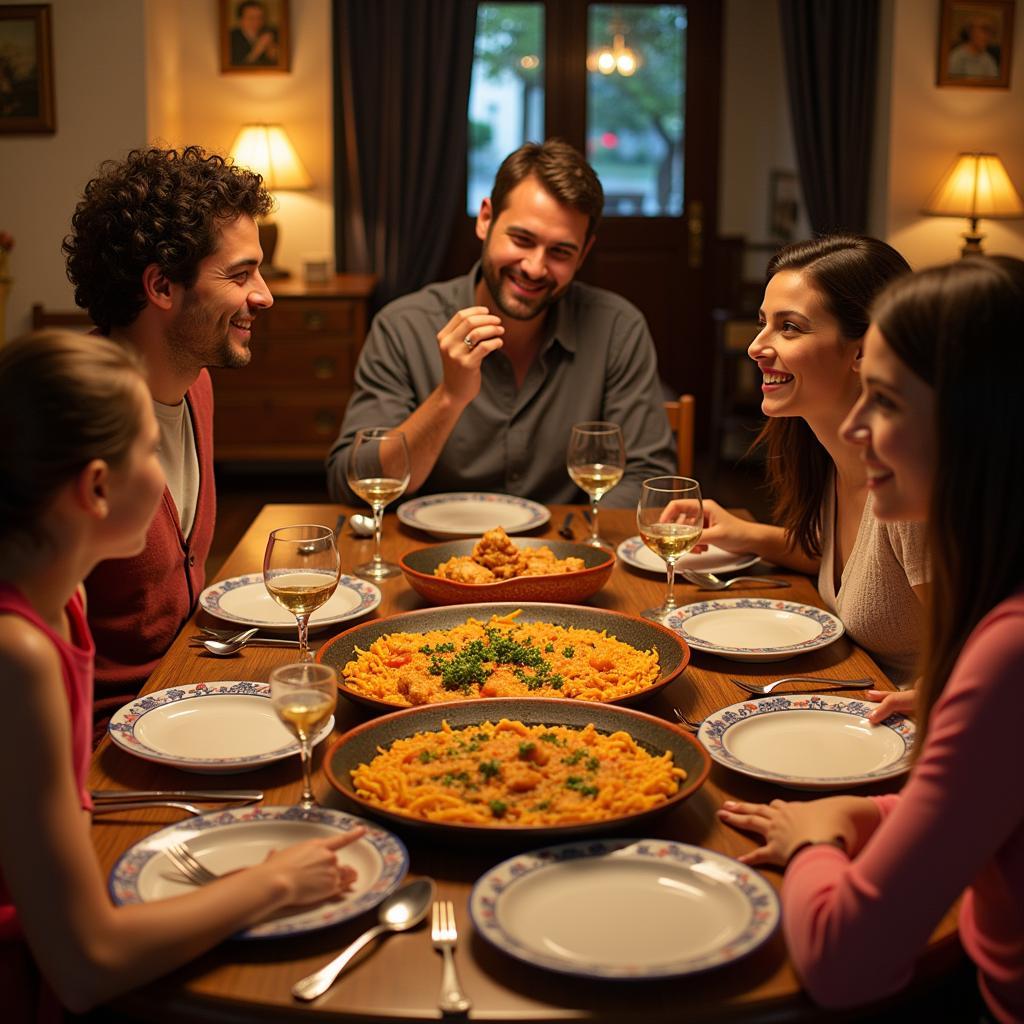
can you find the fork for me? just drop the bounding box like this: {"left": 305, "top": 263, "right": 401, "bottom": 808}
{"left": 431, "top": 900, "right": 471, "bottom": 1014}
{"left": 164, "top": 842, "right": 219, "bottom": 885}
{"left": 682, "top": 569, "right": 790, "bottom": 590}
{"left": 729, "top": 675, "right": 874, "bottom": 696}
{"left": 671, "top": 707, "right": 703, "bottom": 732}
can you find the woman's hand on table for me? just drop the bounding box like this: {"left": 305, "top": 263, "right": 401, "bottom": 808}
{"left": 251, "top": 827, "right": 366, "bottom": 915}
{"left": 717, "top": 796, "right": 881, "bottom": 867}
{"left": 865, "top": 688, "right": 916, "bottom": 723}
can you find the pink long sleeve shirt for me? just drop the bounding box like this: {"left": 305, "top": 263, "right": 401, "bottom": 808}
{"left": 782, "top": 588, "right": 1024, "bottom": 1022}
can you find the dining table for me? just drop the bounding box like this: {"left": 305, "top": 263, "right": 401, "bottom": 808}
{"left": 89, "top": 503, "right": 962, "bottom": 1023}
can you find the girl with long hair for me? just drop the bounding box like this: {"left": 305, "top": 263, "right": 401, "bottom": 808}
{"left": 718, "top": 257, "right": 1024, "bottom": 1021}
{"left": 691, "top": 235, "right": 924, "bottom": 696}
{"left": 0, "top": 332, "right": 364, "bottom": 1019}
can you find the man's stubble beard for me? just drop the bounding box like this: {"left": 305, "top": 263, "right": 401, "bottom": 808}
{"left": 166, "top": 293, "right": 250, "bottom": 373}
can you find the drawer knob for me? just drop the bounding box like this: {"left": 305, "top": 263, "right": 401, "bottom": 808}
{"left": 312, "top": 356, "right": 337, "bottom": 380}
{"left": 304, "top": 310, "right": 327, "bottom": 330}
{"left": 314, "top": 409, "right": 337, "bottom": 435}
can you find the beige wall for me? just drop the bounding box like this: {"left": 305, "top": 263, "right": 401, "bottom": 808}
{"left": 883, "top": 0, "right": 1024, "bottom": 267}
{"left": 0, "top": 0, "right": 147, "bottom": 337}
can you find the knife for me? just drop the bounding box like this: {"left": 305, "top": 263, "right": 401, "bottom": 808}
{"left": 91, "top": 789, "right": 263, "bottom": 802}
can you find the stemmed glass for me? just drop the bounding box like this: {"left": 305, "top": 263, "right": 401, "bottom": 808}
{"left": 348, "top": 428, "right": 411, "bottom": 580}
{"left": 269, "top": 662, "right": 337, "bottom": 810}
{"left": 263, "top": 524, "right": 341, "bottom": 660}
{"left": 637, "top": 476, "right": 703, "bottom": 621}
{"left": 567, "top": 421, "right": 626, "bottom": 548}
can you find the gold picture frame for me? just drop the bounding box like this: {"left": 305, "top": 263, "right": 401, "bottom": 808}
{"left": 937, "top": 0, "right": 1014, "bottom": 88}
{"left": 0, "top": 4, "right": 55, "bottom": 134}
{"left": 220, "top": 0, "right": 290, "bottom": 74}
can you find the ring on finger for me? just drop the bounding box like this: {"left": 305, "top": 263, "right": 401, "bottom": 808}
{"left": 464, "top": 335, "right": 476, "bottom": 349}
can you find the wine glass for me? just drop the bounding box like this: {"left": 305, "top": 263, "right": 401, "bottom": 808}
{"left": 269, "top": 662, "right": 337, "bottom": 810}
{"left": 567, "top": 421, "right": 626, "bottom": 547}
{"left": 347, "top": 428, "right": 411, "bottom": 580}
{"left": 263, "top": 524, "right": 341, "bottom": 660}
{"left": 637, "top": 476, "right": 703, "bottom": 621}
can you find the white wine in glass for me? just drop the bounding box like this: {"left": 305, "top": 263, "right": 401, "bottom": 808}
{"left": 567, "top": 422, "right": 626, "bottom": 547}
{"left": 348, "top": 428, "right": 411, "bottom": 580}
{"left": 270, "top": 662, "right": 337, "bottom": 810}
{"left": 637, "top": 476, "right": 703, "bottom": 621}
{"left": 263, "top": 524, "right": 341, "bottom": 660}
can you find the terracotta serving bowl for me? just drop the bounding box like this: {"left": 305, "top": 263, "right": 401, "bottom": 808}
{"left": 399, "top": 537, "right": 614, "bottom": 606}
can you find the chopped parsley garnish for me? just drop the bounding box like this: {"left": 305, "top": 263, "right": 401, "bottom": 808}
{"left": 417, "top": 749, "right": 437, "bottom": 764}
{"left": 562, "top": 749, "right": 586, "bottom": 765}
{"left": 478, "top": 759, "right": 501, "bottom": 780}
{"left": 544, "top": 643, "right": 555, "bottom": 653}
{"left": 488, "top": 800, "right": 508, "bottom": 818}
{"left": 566, "top": 776, "right": 599, "bottom": 797}
{"left": 518, "top": 741, "right": 536, "bottom": 759}
{"left": 586, "top": 756, "right": 600, "bottom": 772}
{"left": 562, "top": 646, "right": 574, "bottom": 658}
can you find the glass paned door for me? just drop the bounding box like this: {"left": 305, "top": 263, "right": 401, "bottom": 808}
{"left": 586, "top": 4, "right": 685, "bottom": 217}
{"left": 467, "top": 3, "right": 546, "bottom": 214}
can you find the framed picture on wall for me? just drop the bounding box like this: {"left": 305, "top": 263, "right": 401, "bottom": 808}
{"left": 937, "top": 0, "right": 1015, "bottom": 87}
{"left": 220, "top": 0, "right": 290, "bottom": 73}
{"left": 768, "top": 170, "right": 799, "bottom": 242}
{"left": 0, "top": 4, "right": 55, "bottom": 134}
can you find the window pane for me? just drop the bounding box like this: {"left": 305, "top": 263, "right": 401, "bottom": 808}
{"left": 587, "top": 4, "right": 685, "bottom": 216}
{"left": 467, "top": 3, "right": 545, "bottom": 215}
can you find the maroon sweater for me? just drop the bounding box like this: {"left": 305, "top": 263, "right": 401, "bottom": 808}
{"left": 85, "top": 370, "right": 216, "bottom": 698}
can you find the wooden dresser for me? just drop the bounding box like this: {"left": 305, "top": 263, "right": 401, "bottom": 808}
{"left": 208, "top": 273, "right": 376, "bottom": 463}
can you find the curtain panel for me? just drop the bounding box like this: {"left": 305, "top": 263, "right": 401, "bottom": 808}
{"left": 778, "top": 0, "right": 879, "bottom": 235}
{"left": 333, "top": 0, "right": 478, "bottom": 307}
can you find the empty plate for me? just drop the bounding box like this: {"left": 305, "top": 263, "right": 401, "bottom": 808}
{"left": 665, "top": 598, "right": 844, "bottom": 662}
{"left": 109, "top": 806, "right": 409, "bottom": 939}
{"left": 470, "top": 838, "right": 779, "bottom": 978}
{"left": 108, "top": 682, "right": 334, "bottom": 773}
{"left": 396, "top": 492, "right": 550, "bottom": 537}
{"left": 698, "top": 693, "right": 916, "bottom": 789}
{"left": 199, "top": 573, "right": 381, "bottom": 632}
{"left": 617, "top": 537, "right": 759, "bottom": 576}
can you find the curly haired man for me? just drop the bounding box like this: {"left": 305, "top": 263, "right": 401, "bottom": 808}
{"left": 63, "top": 146, "right": 273, "bottom": 725}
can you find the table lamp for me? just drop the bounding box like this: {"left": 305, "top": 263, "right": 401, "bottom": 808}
{"left": 922, "top": 152, "right": 1024, "bottom": 257}
{"left": 228, "top": 123, "right": 312, "bottom": 278}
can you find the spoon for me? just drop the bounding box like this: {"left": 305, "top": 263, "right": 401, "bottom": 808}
{"left": 682, "top": 569, "right": 790, "bottom": 590}
{"left": 196, "top": 627, "right": 259, "bottom": 656}
{"left": 292, "top": 878, "right": 436, "bottom": 1001}
{"left": 350, "top": 514, "right": 374, "bottom": 537}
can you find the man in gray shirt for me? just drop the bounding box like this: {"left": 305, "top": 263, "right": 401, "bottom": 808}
{"left": 326, "top": 139, "right": 675, "bottom": 508}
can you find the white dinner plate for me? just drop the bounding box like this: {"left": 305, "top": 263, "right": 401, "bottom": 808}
{"left": 617, "top": 536, "right": 760, "bottom": 576}
{"left": 698, "top": 694, "right": 916, "bottom": 789}
{"left": 199, "top": 573, "right": 381, "bottom": 632}
{"left": 396, "top": 492, "right": 550, "bottom": 538}
{"left": 109, "top": 806, "right": 409, "bottom": 939}
{"left": 664, "top": 598, "right": 844, "bottom": 662}
{"left": 108, "top": 682, "right": 335, "bottom": 774}
{"left": 470, "top": 839, "right": 779, "bottom": 978}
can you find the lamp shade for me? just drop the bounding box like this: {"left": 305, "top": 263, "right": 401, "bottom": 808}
{"left": 228, "top": 124, "right": 312, "bottom": 190}
{"left": 922, "top": 153, "right": 1024, "bottom": 220}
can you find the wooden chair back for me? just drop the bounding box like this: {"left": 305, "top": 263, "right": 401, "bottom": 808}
{"left": 663, "top": 393, "right": 696, "bottom": 477}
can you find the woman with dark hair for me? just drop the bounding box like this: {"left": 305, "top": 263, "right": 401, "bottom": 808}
{"left": 719, "top": 257, "right": 1024, "bottom": 1021}
{"left": 688, "top": 235, "right": 923, "bottom": 689}
{"left": 0, "top": 332, "right": 364, "bottom": 1018}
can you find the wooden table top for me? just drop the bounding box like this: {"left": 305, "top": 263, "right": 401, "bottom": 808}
{"left": 90, "top": 504, "right": 960, "bottom": 1022}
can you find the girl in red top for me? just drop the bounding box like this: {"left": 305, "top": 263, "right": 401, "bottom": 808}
{"left": 719, "top": 257, "right": 1024, "bottom": 1021}
{"left": 0, "top": 332, "right": 364, "bottom": 1018}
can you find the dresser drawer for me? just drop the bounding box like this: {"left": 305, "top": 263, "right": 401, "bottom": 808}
{"left": 259, "top": 299, "right": 355, "bottom": 336}
{"left": 211, "top": 337, "right": 357, "bottom": 392}
{"left": 214, "top": 391, "right": 348, "bottom": 448}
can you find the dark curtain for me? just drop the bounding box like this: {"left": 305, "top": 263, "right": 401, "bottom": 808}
{"left": 332, "top": 0, "right": 478, "bottom": 306}
{"left": 777, "top": 0, "right": 879, "bottom": 235}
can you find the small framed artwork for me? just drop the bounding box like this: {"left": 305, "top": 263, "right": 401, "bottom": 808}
{"left": 937, "top": 0, "right": 1014, "bottom": 88}
{"left": 220, "top": 0, "right": 290, "bottom": 73}
{"left": 0, "top": 4, "right": 55, "bottom": 134}
{"left": 768, "top": 170, "right": 799, "bottom": 242}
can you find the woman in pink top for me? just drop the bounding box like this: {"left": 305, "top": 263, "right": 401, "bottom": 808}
{"left": 0, "top": 332, "right": 365, "bottom": 1019}
{"left": 718, "top": 257, "right": 1024, "bottom": 1021}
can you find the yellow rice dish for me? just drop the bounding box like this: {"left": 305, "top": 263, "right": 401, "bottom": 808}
{"left": 341, "top": 610, "right": 661, "bottom": 706}
{"left": 351, "top": 718, "right": 686, "bottom": 826}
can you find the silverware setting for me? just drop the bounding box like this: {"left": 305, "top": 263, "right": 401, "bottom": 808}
{"left": 682, "top": 569, "right": 790, "bottom": 590}
{"left": 671, "top": 707, "right": 703, "bottom": 732}
{"left": 557, "top": 511, "right": 575, "bottom": 539}
{"left": 191, "top": 628, "right": 260, "bottom": 656}
{"left": 190, "top": 630, "right": 301, "bottom": 651}
{"left": 292, "top": 878, "right": 436, "bottom": 1002}
{"left": 299, "top": 514, "right": 349, "bottom": 554}
{"left": 164, "top": 842, "right": 219, "bottom": 885}
{"left": 431, "top": 900, "right": 471, "bottom": 1014}
{"left": 92, "top": 789, "right": 263, "bottom": 803}
{"left": 730, "top": 675, "right": 874, "bottom": 696}
{"left": 93, "top": 800, "right": 206, "bottom": 817}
